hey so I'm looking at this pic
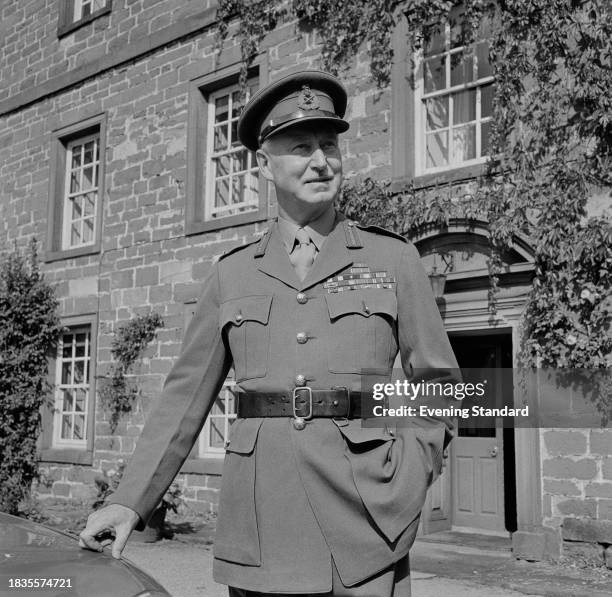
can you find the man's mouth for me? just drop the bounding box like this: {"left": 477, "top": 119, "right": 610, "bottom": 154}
{"left": 306, "top": 177, "right": 333, "bottom": 183}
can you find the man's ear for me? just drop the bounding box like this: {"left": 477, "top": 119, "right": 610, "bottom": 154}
{"left": 256, "top": 147, "right": 274, "bottom": 182}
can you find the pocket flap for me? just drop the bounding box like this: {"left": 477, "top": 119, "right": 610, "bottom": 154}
{"left": 220, "top": 295, "right": 273, "bottom": 328}
{"left": 325, "top": 290, "right": 397, "bottom": 320}
{"left": 333, "top": 419, "right": 395, "bottom": 444}
{"left": 225, "top": 417, "right": 264, "bottom": 454}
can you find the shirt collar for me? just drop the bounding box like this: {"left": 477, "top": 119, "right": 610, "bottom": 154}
{"left": 277, "top": 205, "right": 337, "bottom": 253}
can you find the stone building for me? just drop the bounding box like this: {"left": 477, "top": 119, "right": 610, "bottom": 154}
{"left": 0, "top": 0, "right": 610, "bottom": 566}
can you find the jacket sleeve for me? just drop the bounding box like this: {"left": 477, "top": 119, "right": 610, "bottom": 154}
{"left": 396, "top": 242, "right": 460, "bottom": 485}
{"left": 107, "top": 263, "right": 231, "bottom": 529}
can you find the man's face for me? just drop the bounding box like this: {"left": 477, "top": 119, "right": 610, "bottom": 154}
{"left": 256, "top": 124, "right": 343, "bottom": 213}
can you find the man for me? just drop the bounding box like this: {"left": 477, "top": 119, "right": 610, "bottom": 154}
{"left": 80, "top": 70, "right": 459, "bottom": 596}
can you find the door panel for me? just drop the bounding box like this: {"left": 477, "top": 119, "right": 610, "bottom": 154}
{"left": 449, "top": 334, "right": 512, "bottom": 533}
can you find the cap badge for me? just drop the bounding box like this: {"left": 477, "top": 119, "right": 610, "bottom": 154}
{"left": 297, "top": 85, "right": 320, "bottom": 111}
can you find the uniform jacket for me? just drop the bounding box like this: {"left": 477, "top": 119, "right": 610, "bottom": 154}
{"left": 109, "top": 213, "right": 459, "bottom": 592}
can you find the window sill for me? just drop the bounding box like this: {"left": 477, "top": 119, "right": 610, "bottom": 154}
{"left": 392, "top": 163, "right": 489, "bottom": 192}
{"left": 186, "top": 210, "right": 267, "bottom": 236}
{"left": 181, "top": 457, "right": 224, "bottom": 476}
{"left": 45, "top": 242, "right": 101, "bottom": 263}
{"left": 57, "top": 4, "right": 112, "bottom": 38}
{"left": 39, "top": 448, "right": 93, "bottom": 465}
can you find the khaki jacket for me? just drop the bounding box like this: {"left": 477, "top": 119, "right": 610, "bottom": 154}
{"left": 109, "top": 214, "right": 458, "bottom": 591}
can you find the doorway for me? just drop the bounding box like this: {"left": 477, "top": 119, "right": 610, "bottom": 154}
{"left": 449, "top": 331, "right": 517, "bottom": 534}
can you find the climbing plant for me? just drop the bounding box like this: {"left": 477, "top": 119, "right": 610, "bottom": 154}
{"left": 216, "top": 0, "right": 612, "bottom": 418}
{"left": 0, "top": 239, "right": 63, "bottom": 515}
{"left": 98, "top": 312, "right": 164, "bottom": 432}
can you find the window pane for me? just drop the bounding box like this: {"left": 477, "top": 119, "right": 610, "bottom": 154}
{"left": 481, "top": 120, "right": 493, "bottom": 156}
{"left": 84, "top": 141, "right": 94, "bottom": 164}
{"left": 453, "top": 124, "right": 476, "bottom": 162}
{"left": 231, "top": 90, "right": 244, "bottom": 119}
{"left": 426, "top": 131, "right": 448, "bottom": 168}
{"left": 71, "top": 196, "right": 83, "bottom": 219}
{"left": 83, "top": 218, "right": 94, "bottom": 243}
{"left": 212, "top": 396, "right": 225, "bottom": 415}
{"left": 214, "top": 177, "right": 230, "bottom": 209}
{"left": 214, "top": 124, "right": 228, "bottom": 151}
{"left": 477, "top": 42, "right": 493, "bottom": 78}
{"left": 72, "top": 148, "right": 81, "bottom": 169}
{"left": 453, "top": 89, "right": 476, "bottom": 124}
{"left": 62, "top": 341, "right": 73, "bottom": 358}
{"left": 83, "top": 166, "right": 94, "bottom": 189}
{"left": 232, "top": 174, "right": 245, "bottom": 205}
{"left": 425, "top": 96, "right": 449, "bottom": 130}
{"left": 231, "top": 151, "right": 248, "bottom": 174}
{"left": 209, "top": 419, "right": 224, "bottom": 448}
{"left": 215, "top": 155, "right": 230, "bottom": 177}
{"left": 75, "top": 389, "right": 86, "bottom": 412}
{"left": 74, "top": 360, "right": 85, "bottom": 384}
{"left": 84, "top": 192, "right": 96, "bottom": 216}
{"left": 61, "top": 415, "right": 72, "bottom": 439}
{"left": 481, "top": 84, "right": 494, "bottom": 118}
{"left": 71, "top": 223, "right": 81, "bottom": 246}
{"left": 450, "top": 51, "right": 474, "bottom": 86}
{"left": 70, "top": 172, "right": 80, "bottom": 194}
{"left": 424, "top": 27, "right": 445, "bottom": 56}
{"left": 231, "top": 119, "right": 240, "bottom": 147}
{"left": 62, "top": 362, "right": 72, "bottom": 385}
{"left": 62, "top": 389, "right": 73, "bottom": 411}
{"left": 74, "top": 415, "right": 85, "bottom": 440}
{"left": 215, "top": 94, "right": 229, "bottom": 123}
{"left": 424, "top": 57, "right": 446, "bottom": 93}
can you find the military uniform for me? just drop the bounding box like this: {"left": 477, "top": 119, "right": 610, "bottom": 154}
{"left": 108, "top": 70, "right": 459, "bottom": 596}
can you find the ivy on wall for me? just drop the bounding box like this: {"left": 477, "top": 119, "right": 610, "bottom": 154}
{"left": 216, "top": 0, "right": 611, "bottom": 418}
{"left": 98, "top": 313, "right": 164, "bottom": 433}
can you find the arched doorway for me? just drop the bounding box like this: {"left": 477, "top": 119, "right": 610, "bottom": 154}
{"left": 413, "top": 221, "right": 535, "bottom": 537}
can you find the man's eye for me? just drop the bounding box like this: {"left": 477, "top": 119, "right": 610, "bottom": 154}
{"left": 293, "top": 144, "right": 310, "bottom": 152}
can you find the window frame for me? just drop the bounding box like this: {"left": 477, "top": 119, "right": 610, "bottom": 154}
{"left": 57, "top": 0, "right": 112, "bottom": 38}
{"left": 46, "top": 113, "right": 106, "bottom": 262}
{"left": 185, "top": 57, "right": 270, "bottom": 235}
{"left": 40, "top": 313, "right": 98, "bottom": 465}
{"left": 391, "top": 14, "right": 495, "bottom": 187}
{"left": 413, "top": 22, "right": 494, "bottom": 175}
{"left": 198, "top": 381, "right": 237, "bottom": 459}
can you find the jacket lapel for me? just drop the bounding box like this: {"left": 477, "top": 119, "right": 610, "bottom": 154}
{"left": 301, "top": 218, "right": 354, "bottom": 290}
{"left": 255, "top": 222, "right": 302, "bottom": 290}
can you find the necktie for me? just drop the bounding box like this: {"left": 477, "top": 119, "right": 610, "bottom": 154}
{"left": 290, "top": 227, "right": 316, "bottom": 281}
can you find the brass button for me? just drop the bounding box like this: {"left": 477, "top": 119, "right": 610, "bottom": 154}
{"left": 235, "top": 312, "right": 243, "bottom": 322}
{"left": 295, "top": 374, "right": 306, "bottom": 386}
{"left": 348, "top": 221, "right": 355, "bottom": 227}
{"left": 296, "top": 292, "right": 308, "bottom": 304}
{"left": 293, "top": 417, "right": 306, "bottom": 430}
{"left": 296, "top": 332, "right": 308, "bottom": 344}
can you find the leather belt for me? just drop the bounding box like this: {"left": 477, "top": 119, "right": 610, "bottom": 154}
{"left": 237, "top": 387, "right": 369, "bottom": 420}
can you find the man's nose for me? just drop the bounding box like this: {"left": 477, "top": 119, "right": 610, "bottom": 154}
{"left": 309, "top": 148, "right": 328, "bottom": 170}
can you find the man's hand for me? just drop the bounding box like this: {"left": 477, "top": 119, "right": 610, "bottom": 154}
{"left": 79, "top": 503, "right": 140, "bottom": 559}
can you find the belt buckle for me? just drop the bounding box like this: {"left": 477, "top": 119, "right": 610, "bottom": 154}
{"left": 292, "top": 387, "right": 313, "bottom": 429}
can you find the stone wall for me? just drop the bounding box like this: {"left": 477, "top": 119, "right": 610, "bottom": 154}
{"left": 540, "top": 429, "right": 612, "bottom": 567}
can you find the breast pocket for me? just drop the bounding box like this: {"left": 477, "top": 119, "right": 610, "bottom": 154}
{"left": 325, "top": 289, "right": 397, "bottom": 374}
{"left": 220, "top": 295, "right": 273, "bottom": 381}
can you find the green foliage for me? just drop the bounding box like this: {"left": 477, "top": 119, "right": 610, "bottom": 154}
{"left": 98, "top": 313, "right": 164, "bottom": 433}
{"left": 0, "top": 239, "right": 63, "bottom": 515}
